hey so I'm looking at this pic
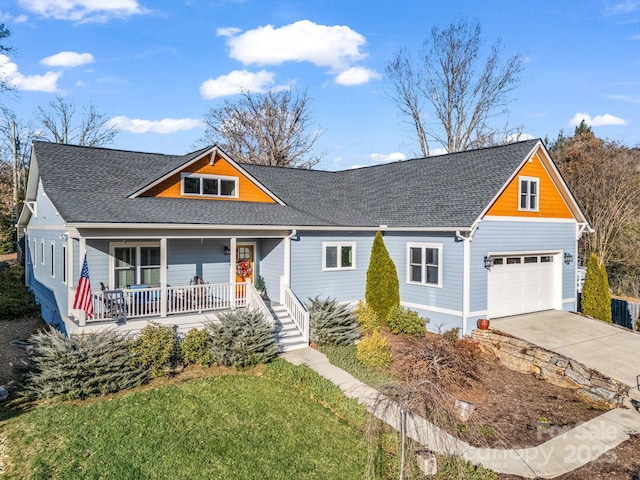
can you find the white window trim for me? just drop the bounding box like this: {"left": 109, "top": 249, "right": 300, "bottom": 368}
{"left": 518, "top": 176, "right": 539, "bottom": 212}
{"left": 62, "top": 245, "right": 68, "bottom": 284}
{"left": 33, "top": 239, "right": 37, "bottom": 269}
{"left": 50, "top": 242, "right": 55, "bottom": 278}
{"left": 109, "top": 241, "right": 161, "bottom": 289}
{"left": 406, "top": 242, "right": 443, "bottom": 288}
{"left": 40, "top": 241, "right": 45, "bottom": 265}
{"left": 322, "top": 242, "right": 356, "bottom": 271}
{"left": 180, "top": 173, "right": 239, "bottom": 198}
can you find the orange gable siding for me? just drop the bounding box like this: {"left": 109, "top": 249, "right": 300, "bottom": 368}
{"left": 142, "top": 153, "right": 275, "bottom": 203}
{"left": 486, "top": 148, "right": 573, "bottom": 219}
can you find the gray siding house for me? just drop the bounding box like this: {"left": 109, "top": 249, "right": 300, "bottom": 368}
{"left": 17, "top": 139, "right": 590, "bottom": 348}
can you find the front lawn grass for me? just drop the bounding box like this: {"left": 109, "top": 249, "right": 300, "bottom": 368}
{"left": 2, "top": 361, "right": 369, "bottom": 480}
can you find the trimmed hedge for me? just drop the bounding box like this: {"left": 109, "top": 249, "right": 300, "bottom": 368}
{"left": 387, "top": 305, "right": 427, "bottom": 337}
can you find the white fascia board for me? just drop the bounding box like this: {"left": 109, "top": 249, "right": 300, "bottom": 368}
{"left": 127, "top": 145, "right": 285, "bottom": 205}
{"left": 471, "top": 140, "right": 541, "bottom": 227}
{"left": 66, "top": 222, "right": 473, "bottom": 233}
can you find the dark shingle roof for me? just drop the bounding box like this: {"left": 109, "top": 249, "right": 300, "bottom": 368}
{"left": 32, "top": 139, "right": 540, "bottom": 229}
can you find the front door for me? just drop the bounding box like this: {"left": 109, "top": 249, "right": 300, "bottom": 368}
{"left": 235, "top": 245, "right": 255, "bottom": 284}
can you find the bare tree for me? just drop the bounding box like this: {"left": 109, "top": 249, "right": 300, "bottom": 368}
{"left": 386, "top": 20, "right": 524, "bottom": 155}
{"left": 551, "top": 124, "right": 640, "bottom": 269}
{"left": 201, "top": 88, "right": 323, "bottom": 168}
{"left": 0, "top": 23, "right": 13, "bottom": 95}
{"left": 36, "top": 96, "right": 118, "bottom": 147}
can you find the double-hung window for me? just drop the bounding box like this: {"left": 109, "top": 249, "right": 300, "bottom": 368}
{"left": 407, "top": 243, "right": 442, "bottom": 287}
{"left": 519, "top": 176, "right": 539, "bottom": 211}
{"left": 323, "top": 242, "right": 356, "bottom": 271}
{"left": 112, "top": 243, "right": 161, "bottom": 288}
{"left": 181, "top": 174, "right": 238, "bottom": 198}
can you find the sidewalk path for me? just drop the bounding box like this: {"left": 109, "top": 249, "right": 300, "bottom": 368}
{"left": 284, "top": 347, "right": 640, "bottom": 479}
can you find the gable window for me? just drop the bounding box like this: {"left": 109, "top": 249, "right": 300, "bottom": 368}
{"left": 181, "top": 174, "right": 238, "bottom": 198}
{"left": 112, "top": 243, "right": 161, "bottom": 288}
{"left": 323, "top": 242, "right": 355, "bottom": 271}
{"left": 407, "top": 243, "right": 442, "bottom": 287}
{"left": 519, "top": 177, "right": 539, "bottom": 211}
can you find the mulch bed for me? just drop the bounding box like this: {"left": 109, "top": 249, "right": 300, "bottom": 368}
{"left": 384, "top": 330, "right": 640, "bottom": 479}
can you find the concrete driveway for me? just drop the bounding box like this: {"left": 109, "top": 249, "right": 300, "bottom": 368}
{"left": 490, "top": 311, "right": 640, "bottom": 388}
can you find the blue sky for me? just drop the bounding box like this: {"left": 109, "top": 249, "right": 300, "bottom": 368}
{"left": 0, "top": 0, "right": 638, "bottom": 170}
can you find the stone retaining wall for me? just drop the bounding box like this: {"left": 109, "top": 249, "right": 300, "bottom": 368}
{"left": 471, "top": 329, "right": 627, "bottom": 407}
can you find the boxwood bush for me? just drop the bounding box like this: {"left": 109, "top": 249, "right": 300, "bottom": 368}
{"left": 132, "top": 322, "right": 181, "bottom": 377}
{"left": 387, "top": 305, "right": 428, "bottom": 337}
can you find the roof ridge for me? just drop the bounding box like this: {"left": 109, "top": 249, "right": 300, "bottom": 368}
{"left": 33, "top": 140, "right": 208, "bottom": 158}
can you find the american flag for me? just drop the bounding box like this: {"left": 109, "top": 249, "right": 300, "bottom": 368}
{"left": 73, "top": 254, "right": 94, "bottom": 319}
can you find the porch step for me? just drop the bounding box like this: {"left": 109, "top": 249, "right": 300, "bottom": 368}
{"left": 269, "top": 303, "right": 308, "bottom": 353}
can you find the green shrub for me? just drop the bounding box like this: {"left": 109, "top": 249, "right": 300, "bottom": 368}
{"left": 353, "top": 299, "right": 384, "bottom": 333}
{"left": 132, "top": 322, "right": 181, "bottom": 377}
{"left": 356, "top": 330, "right": 393, "bottom": 368}
{"left": 208, "top": 309, "right": 278, "bottom": 369}
{"left": 366, "top": 231, "right": 400, "bottom": 323}
{"left": 387, "top": 305, "right": 427, "bottom": 336}
{"left": 307, "top": 296, "right": 361, "bottom": 346}
{"left": 442, "top": 327, "right": 460, "bottom": 345}
{"left": 181, "top": 328, "right": 214, "bottom": 367}
{"left": 23, "top": 329, "right": 148, "bottom": 400}
{"left": 0, "top": 265, "right": 39, "bottom": 320}
{"left": 581, "top": 253, "right": 612, "bottom": 323}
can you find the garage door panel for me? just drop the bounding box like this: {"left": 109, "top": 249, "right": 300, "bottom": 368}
{"left": 488, "top": 254, "right": 557, "bottom": 318}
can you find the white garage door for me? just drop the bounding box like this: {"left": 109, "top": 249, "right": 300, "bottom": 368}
{"left": 487, "top": 254, "right": 558, "bottom": 318}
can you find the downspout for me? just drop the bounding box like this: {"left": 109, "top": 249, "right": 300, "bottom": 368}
{"left": 456, "top": 231, "right": 471, "bottom": 335}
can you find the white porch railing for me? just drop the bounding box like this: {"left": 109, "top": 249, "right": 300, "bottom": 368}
{"left": 89, "top": 282, "right": 259, "bottom": 323}
{"left": 282, "top": 285, "right": 309, "bottom": 342}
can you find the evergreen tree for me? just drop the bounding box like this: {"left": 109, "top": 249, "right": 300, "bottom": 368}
{"left": 581, "top": 253, "right": 612, "bottom": 323}
{"left": 366, "top": 231, "right": 400, "bottom": 322}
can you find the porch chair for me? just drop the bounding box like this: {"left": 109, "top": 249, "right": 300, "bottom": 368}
{"left": 103, "top": 289, "right": 127, "bottom": 325}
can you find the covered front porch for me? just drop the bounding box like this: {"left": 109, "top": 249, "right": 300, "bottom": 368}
{"left": 63, "top": 228, "right": 308, "bottom": 348}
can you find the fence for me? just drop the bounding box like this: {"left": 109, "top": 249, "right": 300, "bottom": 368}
{"left": 578, "top": 292, "right": 640, "bottom": 331}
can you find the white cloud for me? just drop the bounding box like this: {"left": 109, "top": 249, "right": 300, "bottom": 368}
{"left": 18, "top": 0, "right": 148, "bottom": 22}
{"left": 41, "top": 51, "right": 94, "bottom": 67}
{"left": 505, "top": 132, "right": 535, "bottom": 143}
{"left": 222, "top": 20, "right": 367, "bottom": 71}
{"left": 216, "top": 26, "right": 241, "bottom": 37}
{"left": 605, "top": 0, "right": 640, "bottom": 15}
{"left": 335, "top": 67, "right": 380, "bottom": 86}
{"left": 569, "top": 112, "right": 627, "bottom": 127}
{"left": 370, "top": 152, "right": 407, "bottom": 163}
{"left": 0, "top": 11, "right": 28, "bottom": 23}
{"left": 108, "top": 116, "right": 204, "bottom": 134}
{"left": 199, "top": 69, "right": 276, "bottom": 99}
{"left": 0, "top": 54, "right": 61, "bottom": 92}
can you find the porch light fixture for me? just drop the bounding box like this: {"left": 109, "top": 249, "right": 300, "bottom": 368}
{"left": 224, "top": 246, "right": 230, "bottom": 255}
{"left": 564, "top": 253, "right": 574, "bottom": 265}
{"left": 484, "top": 256, "right": 494, "bottom": 269}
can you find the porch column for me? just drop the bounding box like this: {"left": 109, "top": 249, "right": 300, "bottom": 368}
{"left": 229, "top": 237, "right": 236, "bottom": 308}
{"left": 67, "top": 235, "right": 74, "bottom": 318}
{"left": 160, "top": 238, "right": 167, "bottom": 317}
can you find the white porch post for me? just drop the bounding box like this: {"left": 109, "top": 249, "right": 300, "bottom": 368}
{"left": 67, "top": 235, "right": 74, "bottom": 317}
{"left": 462, "top": 236, "right": 470, "bottom": 335}
{"left": 281, "top": 231, "right": 293, "bottom": 303}
{"left": 160, "top": 238, "right": 167, "bottom": 317}
{"left": 229, "top": 237, "right": 236, "bottom": 308}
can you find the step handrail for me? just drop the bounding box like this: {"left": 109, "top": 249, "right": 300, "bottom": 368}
{"left": 282, "top": 286, "right": 309, "bottom": 342}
